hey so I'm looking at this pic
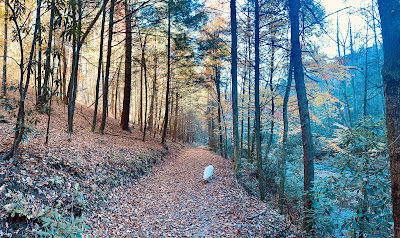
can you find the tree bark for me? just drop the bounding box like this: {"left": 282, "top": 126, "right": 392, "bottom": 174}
{"left": 230, "top": 0, "right": 240, "bottom": 173}
{"left": 172, "top": 93, "right": 179, "bottom": 141}
{"left": 148, "top": 41, "right": 157, "bottom": 132}
{"left": 99, "top": 0, "right": 115, "bottom": 134}
{"left": 142, "top": 37, "right": 149, "bottom": 141}
{"left": 289, "top": 0, "right": 314, "bottom": 233}
{"left": 254, "top": 0, "right": 265, "bottom": 201}
{"left": 1, "top": 0, "right": 8, "bottom": 97}
{"left": 38, "top": 0, "right": 56, "bottom": 105}
{"left": 363, "top": 15, "right": 369, "bottom": 117}
{"left": 278, "top": 58, "right": 293, "bottom": 215}
{"left": 377, "top": 1, "right": 400, "bottom": 236}
{"left": 216, "top": 65, "right": 223, "bottom": 156}
{"left": 121, "top": 0, "right": 133, "bottom": 131}
{"left": 91, "top": 1, "right": 106, "bottom": 132}
{"left": 264, "top": 32, "right": 275, "bottom": 161}
{"left": 161, "top": 4, "right": 171, "bottom": 146}
{"left": 67, "top": 0, "right": 109, "bottom": 133}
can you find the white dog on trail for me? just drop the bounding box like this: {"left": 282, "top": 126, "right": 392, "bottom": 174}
{"left": 203, "top": 165, "right": 214, "bottom": 183}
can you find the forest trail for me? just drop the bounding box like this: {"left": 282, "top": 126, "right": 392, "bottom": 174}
{"left": 88, "top": 147, "right": 297, "bottom": 237}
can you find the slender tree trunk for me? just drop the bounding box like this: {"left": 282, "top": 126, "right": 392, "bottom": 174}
{"left": 1, "top": 0, "right": 8, "bottom": 97}
{"left": 172, "top": 93, "right": 179, "bottom": 141}
{"left": 371, "top": 0, "right": 385, "bottom": 115}
{"left": 67, "top": 0, "right": 82, "bottom": 134}
{"left": 161, "top": 4, "right": 171, "bottom": 146}
{"left": 1, "top": 0, "right": 41, "bottom": 160}
{"left": 363, "top": 16, "right": 369, "bottom": 117}
{"left": 246, "top": 1, "right": 252, "bottom": 163}
{"left": 349, "top": 21, "right": 357, "bottom": 122}
{"left": 254, "top": 0, "right": 265, "bottom": 201}
{"left": 39, "top": 0, "right": 56, "bottom": 105}
{"left": 67, "top": 0, "right": 108, "bottom": 133}
{"left": 121, "top": 0, "right": 133, "bottom": 131}
{"left": 377, "top": 1, "right": 400, "bottom": 236}
{"left": 278, "top": 58, "right": 293, "bottom": 215}
{"left": 231, "top": 0, "right": 240, "bottom": 173}
{"left": 99, "top": 0, "right": 115, "bottom": 134}
{"left": 114, "top": 59, "right": 122, "bottom": 119}
{"left": 264, "top": 33, "right": 275, "bottom": 160}
{"left": 148, "top": 41, "right": 157, "bottom": 131}
{"left": 222, "top": 85, "right": 228, "bottom": 158}
{"left": 289, "top": 0, "right": 314, "bottom": 233}
{"left": 216, "top": 66, "right": 223, "bottom": 156}
{"left": 139, "top": 49, "right": 143, "bottom": 131}
{"left": 37, "top": 16, "right": 42, "bottom": 104}
{"left": 240, "top": 66, "right": 245, "bottom": 160}
{"left": 61, "top": 36, "right": 67, "bottom": 101}
{"left": 142, "top": 38, "right": 149, "bottom": 141}
{"left": 91, "top": 2, "right": 106, "bottom": 132}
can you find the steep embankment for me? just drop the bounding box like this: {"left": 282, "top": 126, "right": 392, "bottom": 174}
{"left": 0, "top": 95, "right": 180, "bottom": 236}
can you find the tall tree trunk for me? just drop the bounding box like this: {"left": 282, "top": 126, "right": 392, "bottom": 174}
{"left": 142, "top": 37, "right": 149, "bottom": 141}
{"left": 371, "top": 0, "right": 385, "bottom": 115}
{"left": 67, "top": 0, "right": 109, "bottom": 133}
{"left": 240, "top": 65, "right": 245, "bottom": 160}
{"left": 39, "top": 0, "right": 56, "bottom": 105}
{"left": 363, "top": 15, "right": 369, "bottom": 117}
{"left": 91, "top": 2, "right": 106, "bottom": 132}
{"left": 230, "top": 0, "right": 240, "bottom": 173}
{"left": 67, "top": 0, "right": 82, "bottom": 134}
{"left": 61, "top": 36, "right": 67, "bottom": 101}
{"left": 114, "top": 59, "right": 122, "bottom": 119}
{"left": 37, "top": 15, "right": 42, "bottom": 104}
{"left": 246, "top": 1, "right": 252, "bottom": 163}
{"left": 99, "top": 0, "right": 115, "bottom": 134}
{"left": 148, "top": 40, "right": 157, "bottom": 132}
{"left": 216, "top": 65, "right": 223, "bottom": 156}
{"left": 349, "top": 21, "right": 357, "bottom": 122}
{"left": 289, "top": 0, "right": 314, "bottom": 233}
{"left": 254, "top": 0, "right": 265, "bottom": 201}
{"left": 264, "top": 32, "right": 275, "bottom": 160}
{"left": 337, "top": 17, "right": 352, "bottom": 127}
{"left": 377, "top": 1, "right": 400, "bottom": 236}
{"left": 161, "top": 4, "right": 171, "bottom": 146}
{"left": 1, "top": 0, "right": 8, "bottom": 97}
{"left": 1, "top": 0, "right": 41, "bottom": 160}
{"left": 121, "top": 0, "right": 133, "bottom": 131}
{"left": 139, "top": 48, "right": 143, "bottom": 131}
{"left": 278, "top": 58, "right": 293, "bottom": 215}
{"left": 172, "top": 93, "right": 178, "bottom": 141}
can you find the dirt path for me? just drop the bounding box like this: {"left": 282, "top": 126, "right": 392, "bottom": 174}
{"left": 88, "top": 147, "right": 297, "bottom": 237}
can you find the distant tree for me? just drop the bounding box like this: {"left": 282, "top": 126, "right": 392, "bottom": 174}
{"left": 161, "top": 0, "right": 205, "bottom": 146}
{"left": 377, "top": 0, "right": 400, "bottom": 236}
